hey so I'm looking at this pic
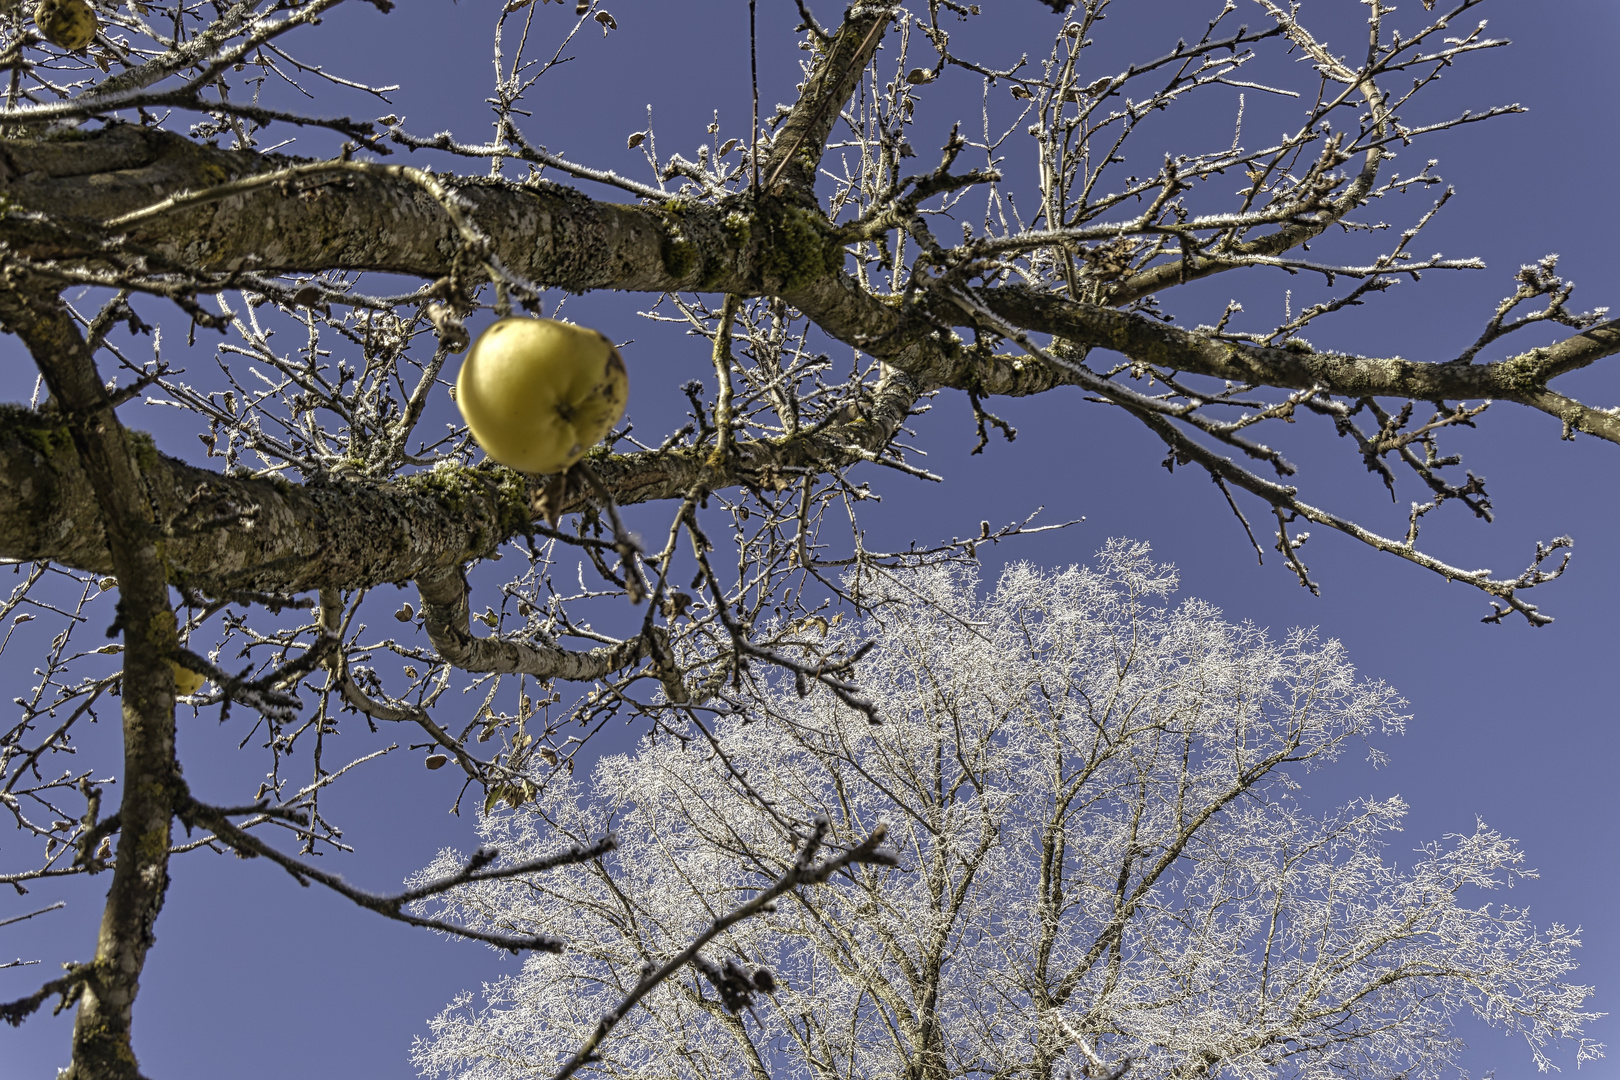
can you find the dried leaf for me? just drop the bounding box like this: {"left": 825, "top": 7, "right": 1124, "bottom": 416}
{"left": 424, "top": 754, "right": 449, "bottom": 770}
{"left": 626, "top": 131, "right": 646, "bottom": 150}
{"left": 905, "top": 68, "right": 935, "bottom": 85}
{"left": 594, "top": 10, "right": 615, "bottom": 31}
{"left": 1062, "top": 76, "right": 1113, "bottom": 103}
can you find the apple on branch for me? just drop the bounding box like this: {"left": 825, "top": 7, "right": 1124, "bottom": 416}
{"left": 454, "top": 317, "right": 629, "bottom": 475}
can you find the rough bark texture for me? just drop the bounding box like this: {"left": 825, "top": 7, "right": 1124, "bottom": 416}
{"left": 0, "top": 401, "right": 533, "bottom": 592}
{"left": 5, "top": 123, "right": 1613, "bottom": 457}
{"left": 979, "top": 287, "right": 1620, "bottom": 440}
{"left": 416, "top": 565, "right": 648, "bottom": 680}
{"left": 0, "top": 363, "right": 922, "bottom": 593}
{"left": 0, "top": 281, "right": 178, "bottom": 1080}
{"left": 1, "top": 125, "right": 749, "bottom": 292}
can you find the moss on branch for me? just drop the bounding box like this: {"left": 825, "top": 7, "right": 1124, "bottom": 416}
{"left": 0, "top": 375, "right": 923, "bottom": 594}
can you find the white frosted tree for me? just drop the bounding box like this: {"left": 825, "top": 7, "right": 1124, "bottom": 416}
{"left": 409, "top": 542, "right": 1599, "bottom": 1080}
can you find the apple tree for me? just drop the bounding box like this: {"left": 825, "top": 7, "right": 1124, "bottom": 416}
{"left": 0, "top": 1, "right": 1614, "bottom": 1078}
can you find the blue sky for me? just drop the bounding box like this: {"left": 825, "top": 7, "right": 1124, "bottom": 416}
{"left": 5, "top": 1, "right": 1619, "bottom": 1076}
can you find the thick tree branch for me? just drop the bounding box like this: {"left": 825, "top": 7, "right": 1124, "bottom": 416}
{"left": 415, "top": 565, "right": 649, "bottom": 681}
{"left": 0, "top": 125, "right": 754, "bottom": 292}
{"left": 762, "top": 5, "right": 895, "bottom": 194}
{"left": 0, "top": 400, "right": 537, "bottom": 592}
{"left": 0, "top": 123, "right": 916, "bottom": 353}
{"left": 0, "top": 364, "right": 923, "bottom": 592}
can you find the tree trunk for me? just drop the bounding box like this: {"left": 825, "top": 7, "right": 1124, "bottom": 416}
{"left": 0, "top": 278, "right": 180, "bottom": 1080}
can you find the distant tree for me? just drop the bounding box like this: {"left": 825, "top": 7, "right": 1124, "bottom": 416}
{"left": 0, "top": 2, "right": 1614, "bottom": 1077}
{"left": 410, "top": 544, "right": 1598, "bottom": 1080}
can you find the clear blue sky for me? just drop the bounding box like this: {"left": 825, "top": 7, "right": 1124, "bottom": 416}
{"left": 5, "top": 2, "right": 1618, "bottom": 1076}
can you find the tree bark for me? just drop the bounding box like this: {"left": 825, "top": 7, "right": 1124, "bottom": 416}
{"left": 0, "top": 366, "right": 924, "bottom": 594}
{"left": 0, "top": 276, "right": 180, "bottom": 1080}
{"left": 5, "top": 125, "right": 1617, "bottom": 445}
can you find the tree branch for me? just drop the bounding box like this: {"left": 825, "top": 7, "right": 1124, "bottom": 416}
{"left": 415, "top": 564, "right": 650, "bottom": 680}
{"left": 969, "top": 286, "right": 1620, "bottom": 443}
{"left": 177, "top": 796, "right": 611, "bottom": 953}
{"left": 551, "top": 817, "right": 896, "bottom": 1080}
{"left": 0, "top": 365, "right": 923, "bottom": 594}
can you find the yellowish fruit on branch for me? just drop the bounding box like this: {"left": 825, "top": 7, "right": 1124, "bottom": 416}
{"left": 171, "top": 660, "right": 205, "bottom": 697}
{"left": 34, "top": 0, "right": 96, "bottom": 50}
{"left": 455, "top": 317, "right": 629, "bottom": 475}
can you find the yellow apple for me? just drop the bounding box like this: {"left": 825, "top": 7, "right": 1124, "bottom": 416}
{"left": 171, "top": 660, "right": 205, "bottom": 697}
{"left": 455, "top": 317, "right": 629, "bottom": 474}
{"left": 35, "top": 0, "right": 96, "bottom": 49}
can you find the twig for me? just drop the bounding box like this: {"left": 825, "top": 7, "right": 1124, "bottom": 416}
{"left": 178, "top": 797, "right": 613, "bottom": 953}
{"left": 551, "top": 817, "right": 895, "bottom": 1080}
{"left": 0, "top": 900, "right": 65, "bottom": 929}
